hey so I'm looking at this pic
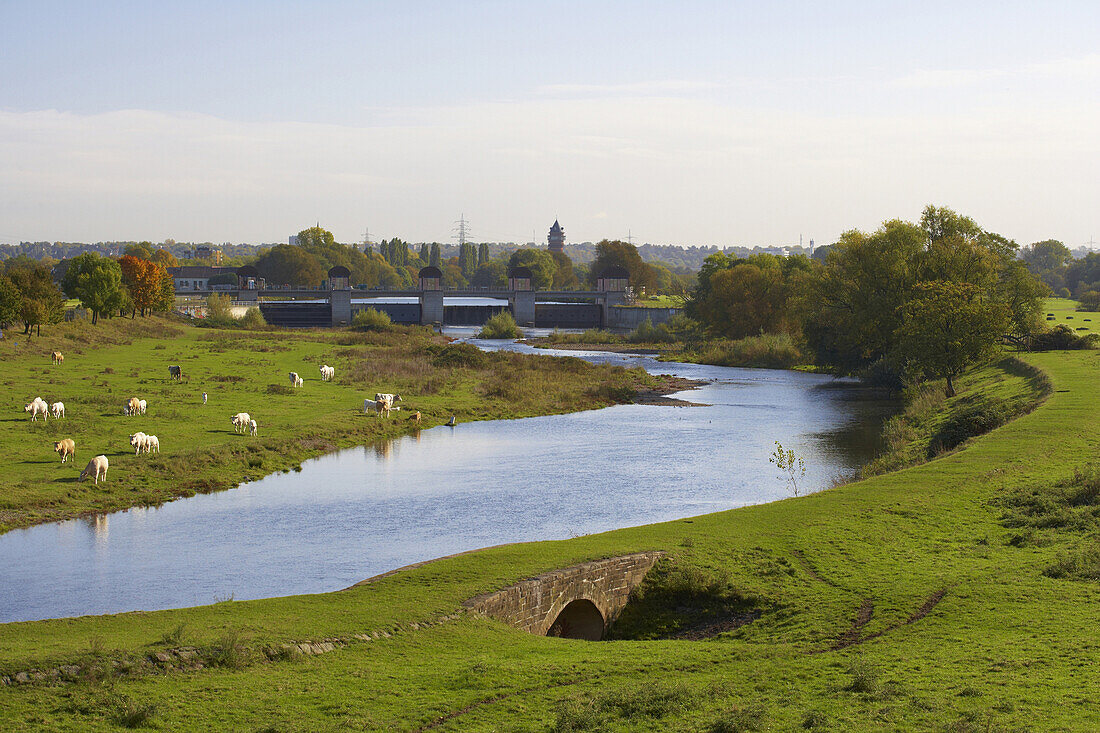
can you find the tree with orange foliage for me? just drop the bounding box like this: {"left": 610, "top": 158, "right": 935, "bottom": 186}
{"left": 119, "top": 255, "right": 171, "bottom": 316}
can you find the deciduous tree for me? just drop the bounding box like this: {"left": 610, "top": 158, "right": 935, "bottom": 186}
{"left": 61, "top": 252, "right": 123, "bottom": 325}
{"left": 896, "top": 281, "right": 1007, "bottom": 397}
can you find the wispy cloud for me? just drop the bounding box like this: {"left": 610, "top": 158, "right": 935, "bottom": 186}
{"left": 0, "top": 97, "right": 1097, "bottom": 246}
{"left": 536, "top": 80, "right": 722, "bottom": 97}
{"left": 893, "top": 53, "right": 1100, "bottom": 89}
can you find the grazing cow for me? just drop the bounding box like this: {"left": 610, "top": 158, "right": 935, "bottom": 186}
{"left": 231, "top": 412, "right": 251, "bottom": 434}
{"left": 25, "top": 398, "right": 48, "bottom": 421}
{"left": 50, "top": 401, "right": 65, "bottom": 419}
{"left": 51, "top": 351, "right": 64, "bottom": 365}
{"left": 249, "top": 419, "right": 257, "bottom": 436}
{"left": 409, "top": 411, "right": 422, "bottom": 426}
{"left": 54, "top": 439, "right": 76, "bottom": 463}
{"left": 129, "top": 432, "right": 148, "bottom": 455}
{"left": 137, "top": 399, "right": 147, "bottom": 415}
{"left": 144, "top": 435, "right": 160, "bottom": 454}
{"left": 79, "top": 455, "right": 109, "bottom": 484}
{"left": 375, "top": 393, "right": 401, "bottom": 407}
{"left": 319, "top": 365, "right": 335, "bottom": 382}
{"left": 288, "top": 372, "right": 300, "bottom": 386}
{"left": 124, "top": 397, "right": 141, "bottom": 416}
{"left": 168, "top": 365, "right": 183, "bottom": 381}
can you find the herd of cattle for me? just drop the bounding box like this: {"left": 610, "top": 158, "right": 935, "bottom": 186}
{"left": 23, "top": 355, "right": 425, "bottom": 487}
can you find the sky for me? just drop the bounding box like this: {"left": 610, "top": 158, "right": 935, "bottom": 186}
{"left": 1, "top": 1, "right": 1098, "bottom": 249}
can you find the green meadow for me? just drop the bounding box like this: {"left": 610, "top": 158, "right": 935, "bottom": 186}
{"left": 1043, "top": 297, "right": 1098, "bottom": 335}
{"left": 0, "top": 317, "right": 658, "bottom": 533}
{"left": 1, "top": 319, "right": 1098, "bottom": 730}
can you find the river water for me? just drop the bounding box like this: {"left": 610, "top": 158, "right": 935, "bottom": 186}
{"left": 0, "top": 335, "right": 896, "bottom": 623}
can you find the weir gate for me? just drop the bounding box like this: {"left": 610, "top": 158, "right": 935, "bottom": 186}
{"left": 190, "top": 266, "right": 682, "bottom": 329}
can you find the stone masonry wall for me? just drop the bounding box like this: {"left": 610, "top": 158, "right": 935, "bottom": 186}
{"left": 463, "top": 552, "right": 665, "bottom": 635}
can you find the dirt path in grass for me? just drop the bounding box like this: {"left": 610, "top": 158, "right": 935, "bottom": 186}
{"left": 818, "top": 590, "right": 947, "bottom": 653}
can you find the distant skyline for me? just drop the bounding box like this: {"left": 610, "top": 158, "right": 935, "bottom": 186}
{"left": 2, "top": 1, "right": 1098, "bottom": 249}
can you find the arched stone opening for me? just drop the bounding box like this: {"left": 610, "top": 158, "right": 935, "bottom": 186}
{"left": 547, "top": 599, "right": 605, "bottom": 641}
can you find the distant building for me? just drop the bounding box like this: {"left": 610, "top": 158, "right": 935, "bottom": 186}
{"left": 289, "top": 235, "right": 300, "bottom": 246}
{"left": 192, "top": 245, "right": 223, "bottom": 264}
{"left": 547, "top": 220, "right": 565, "bottom": 253}
{"left": 167, "top": 265, "right": 237, "bottom": 292}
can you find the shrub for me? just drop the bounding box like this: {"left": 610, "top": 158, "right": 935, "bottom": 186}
{"left": 204, "top": 293, "right": 236, "bottom": 327}
{"left": 429, "top": 342, "right": 489, "bottom": 369}
{"left": 928, "top": 396, "right": 1011, "bottom": 456}
{"left": 1077, "top": 290, "right": 1100, "bottom": 311}
{"left": 1032, "top": 324, "right": 1099, "bottom": 350}
{"left": 628, "top": 317, "right": 675, "bottom": 344}
{"left": 351, "top": 308, "right": 392, "bottom": 331}
{"left": 238, "top": 307, "right": 267, "bottom": 330}
{"left": 1044, "top": 545, "right": 1100, "bottom": 581}
{"left": 477, "top": 311, "right": 521, "bottom": 339}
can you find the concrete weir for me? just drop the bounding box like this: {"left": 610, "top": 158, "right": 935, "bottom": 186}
{"left": 463, "top": 552, "right": 665, "bottom": 640}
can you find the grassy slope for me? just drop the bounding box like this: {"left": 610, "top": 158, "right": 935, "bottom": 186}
{"left": 0, "top": 318, "right": 657, "bottom": 533}
{"left": 1044, "top": 297, "right": 1098, "bottom": 334}
{"left": 1, "top": 349, "right": 1098, "bottom": 731}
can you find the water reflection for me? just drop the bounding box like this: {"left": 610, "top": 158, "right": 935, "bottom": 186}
{"left": 0, "top": 346, "right": 897, "bottom": 623}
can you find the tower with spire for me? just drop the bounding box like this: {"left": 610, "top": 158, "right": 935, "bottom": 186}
{"left": 547, "top": 220, "right": 565, "bottom": 253}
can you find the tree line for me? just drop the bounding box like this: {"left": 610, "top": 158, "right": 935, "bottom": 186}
{"left": 686, "top": 206, "right": 1051, "bottom": 396}
{"left": 0, "top": 244, "right": 177, "bottom": 334}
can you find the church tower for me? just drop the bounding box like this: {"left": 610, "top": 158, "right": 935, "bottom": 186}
{"left": 547, "top": 220, "right": 565, "bottom": 253}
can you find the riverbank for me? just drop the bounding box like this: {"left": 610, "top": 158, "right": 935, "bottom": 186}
{"left": 0, "top": 317, "right": 688, "bottom": 533}
{"left": 523, "top": 331, "right": 812, "bottom": 370}
{"left": 2, "top": 348, "right": 1094, "bottom": 730}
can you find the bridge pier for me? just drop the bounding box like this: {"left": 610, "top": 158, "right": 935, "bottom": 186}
{"left": 510, "top": 290, "right": 536, "bottom": 326}
{"left": 420, "top": 290, "right": 444, "bottom": 325}
{"left": 330, "top": 289, "right": 352, "bottom": 326}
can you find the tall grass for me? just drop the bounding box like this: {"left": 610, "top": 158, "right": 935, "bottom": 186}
{"left": 685, "top": 333, "right": 803, "bottom": 369}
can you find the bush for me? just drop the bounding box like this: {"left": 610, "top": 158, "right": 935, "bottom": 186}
{"left": 928, "top": 396, "right": 1011, "bottom": 456}
{"left": 351, "top": 308, "right": 392, "bottom": 331}
{"left": 1033, "top": 325, "right": 1098, "bottom": 350}
{"left": 1077, "top": 291, "right": 1100, "bottom": 311}
{"left": 477, "top": 311, "right": 521, "bottom": 339}
{"left": 1044, "top": 545, "right": 1100, "bottom": 581}
{"left": 203, "top": 293, "right": 236, "bottom": 327}
{"left": 429, "top": 342, "right": 490, "bottom": 369}
{"left": 238, "top": 307, "right": 266, "bottom": 330}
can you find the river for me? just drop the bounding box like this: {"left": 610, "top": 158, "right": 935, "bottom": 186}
{"left": 0, "top": 335, "right": 896, "bottom": 623}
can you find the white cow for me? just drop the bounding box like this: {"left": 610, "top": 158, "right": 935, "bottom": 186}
{"left": 137, "top": 399, "right": 147, "bottom": 415}
{"left": 319, "top": 365, "right": 335, "bottom": 382}
{"left": 288, "top": 372, "right": 304, "bottom": 387}
{"left": 231, "top": 412, "right": 251, "bottom": 434}
{"left": 79, "top": 455, "right": 109, "bottom": 484}
{"left": 129, "top": 432, "right": 148, "bottom": 455}
{"left": 249, "top": 419, "right": 257, "bottom": 436}
{"left": 375, "top": 393, "right": 401, "bottom": 407}
{"left": 124, "top": 397, "right": 141, "bottom": 416}
{"left": 144, "top": 435, "right": 160, "bottom": 454}
{"left": 25, "top": 397, "right": 49, "bottom": 421}
{"left": 50, "top": 401, "right": 65, "bottom": 419}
